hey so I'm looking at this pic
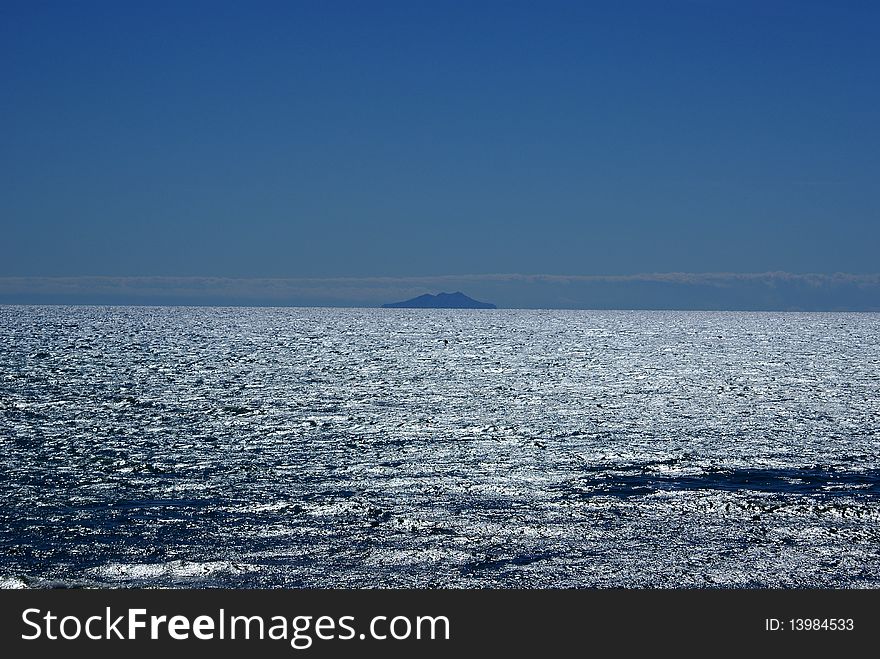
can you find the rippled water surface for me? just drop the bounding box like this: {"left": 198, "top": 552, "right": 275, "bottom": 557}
{"left": 1, "top": 306, "right": 879, "bottom": 588}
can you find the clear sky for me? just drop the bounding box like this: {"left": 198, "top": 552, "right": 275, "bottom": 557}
{"left": 2, "top": 1, "right": 878, "bottom": 280}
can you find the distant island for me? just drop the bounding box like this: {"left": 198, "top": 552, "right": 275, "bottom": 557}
{"left": 381, "top": 291, "right": 497, "bottom": 309}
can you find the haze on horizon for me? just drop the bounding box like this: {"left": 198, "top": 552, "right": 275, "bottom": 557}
{"left": 2, "top": 1, "right": 878, "bottom": 308}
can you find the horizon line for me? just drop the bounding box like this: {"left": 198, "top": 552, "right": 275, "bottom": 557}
{"left": 2, "top": 271, "right": 880, "bottom": 312}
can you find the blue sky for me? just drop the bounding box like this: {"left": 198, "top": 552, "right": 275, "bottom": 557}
{"left": 2, "top": 1, "right": 878, "bottom": 287}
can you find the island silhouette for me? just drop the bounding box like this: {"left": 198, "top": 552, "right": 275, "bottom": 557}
{"left": 381, "top": 291, "right": 497, "bottom": 309}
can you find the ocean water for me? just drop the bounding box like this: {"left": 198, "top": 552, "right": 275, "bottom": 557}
{"left": 1, "top": 305, "right": 878, "bottom": 588}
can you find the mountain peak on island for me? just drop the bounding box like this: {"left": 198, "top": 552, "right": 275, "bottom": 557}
{"left": 381, "top": 291, "right": 497, "bottom": 309}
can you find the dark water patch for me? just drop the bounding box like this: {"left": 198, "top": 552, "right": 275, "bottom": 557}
{"left": 575, "top": 466, "right": 880, "bottom": 498}
{"left": 4, "top": 407, "right": 47, "bottom": 421}
{"left": 219, "top": 405, "right": 257, "bottom": 416}
{"left": 463, "top": 552, "right": 555, "bottom": 574}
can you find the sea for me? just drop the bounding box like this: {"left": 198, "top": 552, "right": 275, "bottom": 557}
{"left": 1, "top": 305, "right": 878, "bottom": 588}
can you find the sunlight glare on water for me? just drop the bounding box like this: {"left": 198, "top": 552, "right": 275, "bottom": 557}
{"left": 1, "top": 306, "right": 878, "bottom": 587}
